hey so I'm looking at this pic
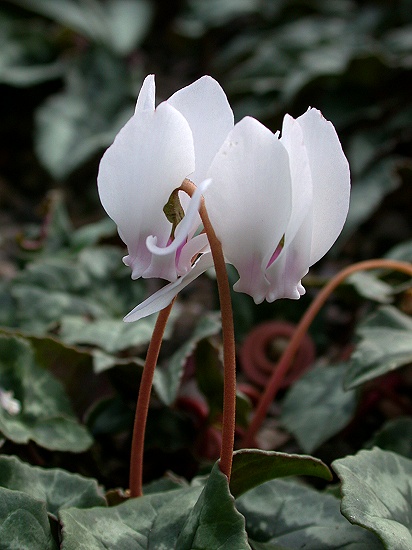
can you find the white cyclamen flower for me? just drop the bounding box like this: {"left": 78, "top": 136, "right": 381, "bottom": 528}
{"left": 98, "top": 74, "right": 233, "bottom": 284}
{"left": 204, "top": 108, "right": 350, "bottom": 304}
{"left": 98, "top": 75, "right": 350, "bottom": 321}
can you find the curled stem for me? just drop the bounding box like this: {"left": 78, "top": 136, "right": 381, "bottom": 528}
{"left": 181, "top": 179, "right": 236, "bottom": 481}
{"left": 241, "top": 258, "right": 412, "bottom": 448}
{"left": 129, "top": 300, "right": 174, "bottom": 498}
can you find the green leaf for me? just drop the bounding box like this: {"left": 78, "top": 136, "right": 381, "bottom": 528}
{"left": 144, "top": 486, "right": 203, "bottom": 548}
{"left": 0, "top": 455, "right": 106, "bottom": 517}
{"left": 12, "top": 0, "right": 153, "bottom": 55}
{"left": 0, "top": 335, "right": 92, "bottom": 452}
{"left": 35, "top": 49, "right": 133, "bottom": 179}
{"left": 345, "top": 306, "right": 412, "bottom": 389}
{"left": 60, "top": 486, "right": 202, "bottom": 549}
{"left": 230, "top": 449, "right": 332, "bottom": 498}
{"left": 102, "top": 0, "right": 153, "bottom": 56}
{"left": 70, "top": 218, "right": 117, "bottom": 250}
{"left": 153, "top": 312, "right": 221, "bottom": 405}
{"left": 385, "top": 239, "right": 412, "bottom": 263}
{"left": 59, "top": 315, "right": 160, "bottom": 355}
{"left": 368, "top": 417, "right": 412, "bottom": 459}
{"left": 237, "top": 478, "right": 381, "bottom": 549}
{"left": 0, "top": 12, "right": 64, "bottom": 87}
{"left": 0, "top": 487, "right": 57, "bottom": 549}
{"left": 347, "top": 272, "right": 394, "bottom": 304}
{"left": 195, "top": 337, "right": 252, "bottom": 427}
{"left": 333, "top": 448, "right": 412, "bottom": 548}
{"left": 280, "top": 364, "right": 357, "bottom": 453}
{"left": 340, "top": 158, "right": 403, "bottom": 240}
{"left": 176, "top": 462, "right": 251, "bottom": 549}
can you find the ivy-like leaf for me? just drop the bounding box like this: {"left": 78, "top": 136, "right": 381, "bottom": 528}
{"left": 60, "top": 486, "right": 201, "bottom": 549}
{"left": 347, "top": 272, "right": 394, "bottom": 304}
{"left": 60, "top": 315, "right": 161, "bottom": 355}
{"left": 237, "top": 478, "right": 381, "bottom": 549}
{"left": 230, "top": 449, "right": 332, "bottom": 498}
{"left": 176, "top": 462, "right": 251, "bottom": 549}
{"left": 0, "top": 335, "right": 92, "bottom": 452}
{"left": 153, "top": 312, "right": 221, "bottom": 406}
{"left": 345, "top": 306, "right": 412, "bottom": 389}
{"left": 0, "top": 456, "right": 106, "bottom": 517}
{"left": 0, "top": 486, "right": 57, "bottom": 549}
{"left": 34, "top": 50, "right": 133, "bottom": 179}
{"left": 367, "top": 417, "right": 412, "bottom": 459}
{"left": 280, "top": 364, "right": 357, "bottom": 453}
{"left": 333, "top": 448, "right": 412, "bottom": 548}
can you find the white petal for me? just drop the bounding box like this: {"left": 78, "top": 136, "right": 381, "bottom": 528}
{"left": 168, "top": 76, "right": 234, "bottom": 184}
{"left": 204, "top": 116, "right": 292, "bottom": 303}
{"left": 280, "top": 114, "right": 313, "bottom": 244}
{"left": 265, "top": 113, "right": 313, "bottom": 300}
{"left": 97, "top": 80, "right": 195, "bottom": 281}
{"left": 296, "top": 108, "right": 350, "bottom": 265}
{"left": 124, "top": 253, "right": 214, "bottom": 322}
{"left": 135, "top": 74, "right": 155, "bottom": 113}
{"left": 176, "top": 233, "right": 209, "bottom": 276}
{"left": 146, "top": 178, "right": 211, "bottom": 257}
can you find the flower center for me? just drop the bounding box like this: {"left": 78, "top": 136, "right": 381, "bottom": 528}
{"left": 163, "top": 188, "right": 185, "bottom": 240}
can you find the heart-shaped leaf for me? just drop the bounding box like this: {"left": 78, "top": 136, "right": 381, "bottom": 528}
{"left": 237, "top": 478, "right": 380, "bottom": 549}
{"left": 332, "top": 448, "right": 412, "bottom": 548}
{"left": 280, "top": 364, "right": 357, "bottom": 453}
{"left": 0, "top": 455, "right": 106, "bottom": 517}
{"left": 0, "top": 487, "right": 57, "bottom": 549}
{"left": 176, "top": 462, "right": 251, "bottom": 549}
{"left": 0, "top": 335, "right": 92, "bottom": 452}
{"left": 230, "top": 449, "right": 332, "bottom": 498}
{"left": 60, "top": 486, "right": 201, "bottom": 549}
{"left": 153, "top": 312, "right": 221, "bottom": 405}
{"left": 345, "top": 306, "right": 412, "bottom": 389}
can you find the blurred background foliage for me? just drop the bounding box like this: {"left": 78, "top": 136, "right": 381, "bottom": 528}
{"left": 0, "top": 0, "right": 412, "bottom": 488}
{"left": 1, "top": 0, "right": 411, "bottom": 246}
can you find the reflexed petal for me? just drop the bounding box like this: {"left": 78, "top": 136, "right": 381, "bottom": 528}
{"left": 265, "top": 113, "right": 313, "bottom": 300}
{"left": 280, "top": 114, "right": 312, "bottom": 244}
{"left": 176, "top": 233, "right": 209, "bottom": 276}
{"left": 168, "top": 76, "right": 234, "bottom": 184}
{"left": 124, "top": 253, "right": 214, "bottom": 322}
{"left": 296, "top": 108, "right": 350, "bottom": 265}
{"left": 146, "top": 178, "right": 211, "bottom": 257}
{"left": 97, "top": 84, "right": 195, "bottom": 281}
{"left": 204, "top": 116, "right": 292, "bottom": 303}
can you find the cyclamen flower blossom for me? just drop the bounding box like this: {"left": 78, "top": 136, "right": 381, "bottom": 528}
{"left": 98, "top": 74, "right": 233, "bottom": 284}
{"left": 97, "top": 75, "right": 350, "bottom": 322}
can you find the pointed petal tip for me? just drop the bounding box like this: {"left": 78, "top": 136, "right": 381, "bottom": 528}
{"left": 135, "top": 74, "right": 156, "bottom": 113}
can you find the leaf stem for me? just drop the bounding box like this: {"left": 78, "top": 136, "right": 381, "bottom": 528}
{"left": 181, "top": 179, "right": 236, "bottom": 481}
{"left": 129, "top": 300, "right": 174, "bottom": 497}
{"left": 241, "top": 258, "right": 412, "bottom": 448}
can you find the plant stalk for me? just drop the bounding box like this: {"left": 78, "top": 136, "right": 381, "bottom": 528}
{"left": 129, "top": 300, "right": 174, "bottom": 497}
{"left": 181, "top": 179, "right": 236, "bottom": 480}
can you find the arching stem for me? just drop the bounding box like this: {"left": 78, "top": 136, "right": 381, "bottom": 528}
{"left": 181, "top": 179, "right": 236, "bottom": 481}
{"left": 129, "top": 300, "right": 175, "bottom": 497}
{"left": 241, "top": 258, "right": 412, "bottom": 448}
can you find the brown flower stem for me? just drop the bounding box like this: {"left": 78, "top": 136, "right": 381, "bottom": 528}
{"left": 129, "top": 300, "right": 174, "bottom": 497}
{"left": 241, "top": 258, "right": 412, "bottom": 448}
{"left": 181, "top": 179, "right": 236, "bottom": 481}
